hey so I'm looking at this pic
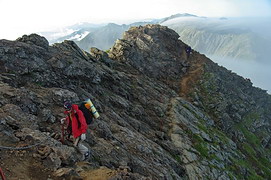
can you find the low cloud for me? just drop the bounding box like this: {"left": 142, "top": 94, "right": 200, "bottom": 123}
{"left": 209, "top": 55, "right": 271, "bottom": 94}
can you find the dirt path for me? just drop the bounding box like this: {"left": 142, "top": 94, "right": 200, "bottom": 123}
{"left": 179, "top": 54, "right": 207, "bottom": 98}
{"left": 80, "top": 166, "right": 117, "bottom": 180}
{"left": 0, "top": 149, "right": 53, "bottom": 180}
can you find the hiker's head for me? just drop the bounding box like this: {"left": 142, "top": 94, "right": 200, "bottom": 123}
{"left": 64, "top": 101, "right": 72, "bottom": 110}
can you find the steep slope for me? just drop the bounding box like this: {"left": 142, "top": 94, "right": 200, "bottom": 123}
{"left": 162, "top": 16, "right": 271, "bottom": 93}
{"left": 0, "top": 25, "right": 270, "bottom": 180}
{"left": 182, "top": 58, "right": 271, "bottom": 179}
{"left": 108, "top": 24, "right": 271, "bottom": 179}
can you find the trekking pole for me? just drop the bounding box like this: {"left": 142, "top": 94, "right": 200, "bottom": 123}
{"left": 0, "top": 167, "right": 6, "bottom": 180}
{"left": 61, "top": 123, "right": 65, "bottom": 144}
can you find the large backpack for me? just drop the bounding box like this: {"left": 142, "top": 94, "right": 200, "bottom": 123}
{"left": 67, "top": 102, "right": 96, "bottom": 132}
{"left": 65, "top": 103, "right": 94, "bottom": 138}
{"left": 78, "top": 103, "right": 94, "bottom": 125}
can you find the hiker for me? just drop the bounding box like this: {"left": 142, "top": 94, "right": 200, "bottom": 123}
{"left": 61, "top": 101, "right": 90, "bottom": 161}
{"left": 185, "top": 46, "right": 192, "bottom": 59}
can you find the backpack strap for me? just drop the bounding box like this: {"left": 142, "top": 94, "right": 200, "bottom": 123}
{"left": 74, "top": 112, "right": 81, "bottom": 129}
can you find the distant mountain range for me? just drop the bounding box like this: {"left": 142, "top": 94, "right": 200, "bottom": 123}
{"left": 158, "top": 13, "right": 201, "bottom": 24}
{"left": 76, "top": 22, "right": 150, "bottom": 51}
{"left": 161, "top": 16, "right": 271, "bottom": 63}
{"left": 40, "top": 14, "right": 271, "bottom": 64}
{"left": 39, "top": 13, "right": 199, "bottom": 51}
{"left": 39, "top": 13, "right": 271, "bottom": 92}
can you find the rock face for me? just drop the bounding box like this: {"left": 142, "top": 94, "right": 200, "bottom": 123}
{"left": 0, "top": 25, "right": 271, "bottom": 180}
{"left": 17, "top": 34, "right": 50, "bottom": 50}
{"left": 109, "top": 25, "right": 189, "bottom": 92}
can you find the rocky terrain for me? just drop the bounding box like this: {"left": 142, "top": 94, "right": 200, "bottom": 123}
{"left": 0, "top": 24, "right": 270, "bottom": 180}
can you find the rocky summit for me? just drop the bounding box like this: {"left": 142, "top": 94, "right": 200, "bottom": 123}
{"left": 0, "top": 24, "right": 270, "bottom": 180}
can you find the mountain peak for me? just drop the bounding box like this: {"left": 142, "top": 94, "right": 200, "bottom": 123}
{"left": 16, "top": 33, "right": 49, "bottom": 49}
{"left": 159, "top": 13, "right": 198, "bottom": 23}
{"left": 108, "top": 24, "right": 190, "bottom": 91}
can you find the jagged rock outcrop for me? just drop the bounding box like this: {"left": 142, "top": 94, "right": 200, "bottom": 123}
{"left": 0, "top": 25, "right": 270, "bottom": 180}
{"left": 17, "top": 33, "right": 50, "bottom": 50}
{"left": 109, "top": 24, "right": 190, "bottom": 92}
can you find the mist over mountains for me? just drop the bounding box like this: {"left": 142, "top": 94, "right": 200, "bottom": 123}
{"left": 39, "top": 14, "right": 271, "bottom": 93}
{"left": 162, "top": 16, "right": 271, "bottom": 62}
{"left": 160, "top": 15, "right": 271, "bottom": 92}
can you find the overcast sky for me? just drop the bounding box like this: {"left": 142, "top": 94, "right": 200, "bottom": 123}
{"left": 1, "top": 0, "right": 271, "bottom": 40}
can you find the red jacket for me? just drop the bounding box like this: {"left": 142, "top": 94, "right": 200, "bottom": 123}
{"left": 64, "top": 104, "right": 87, "bottom": 138}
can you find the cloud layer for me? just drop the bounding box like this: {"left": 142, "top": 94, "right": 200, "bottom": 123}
{"left": 1, "top": 0, "right": 271, "bottom": 40}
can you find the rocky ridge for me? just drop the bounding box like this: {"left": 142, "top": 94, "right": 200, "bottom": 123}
{"left": 0, "top": 24, "right": 270, "bottom": 179}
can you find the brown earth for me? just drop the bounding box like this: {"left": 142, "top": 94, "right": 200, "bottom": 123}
{"left": 0, "top": 149, "right": 54, "bottom": 180}
{"left": 80, "top": 166, "right": 117, "bottom": 180}
{"left": 179, "top": 53, "right": 208, "bottom": 99}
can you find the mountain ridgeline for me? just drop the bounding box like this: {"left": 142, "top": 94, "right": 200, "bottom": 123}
{"left": 47, "top": 15, "right": 271, "bottom": 65}
{"left": 49, "top": 15, "right": 271, "bottom": 93}
{"left": 0, "top": 25, "right": 271, "bottom": 179}
{"left": 50, "top": 22, "right": 151, "bottom": 51}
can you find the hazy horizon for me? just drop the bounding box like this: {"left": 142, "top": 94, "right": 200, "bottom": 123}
{"left": 1, "top": 0, "right": 271, "bottom": 40}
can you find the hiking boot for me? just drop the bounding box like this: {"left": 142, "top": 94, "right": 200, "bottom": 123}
{"left": 82, "top": 150, "right": 90, "bottom": 161}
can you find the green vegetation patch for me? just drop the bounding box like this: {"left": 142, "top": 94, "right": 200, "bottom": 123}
{"left": 242, "top": 143, "right": 257, "bottom": 157}
{"left": 194, "top": 142, "right": 209, "bottom": 158}
{"left": 196, "top": 72, "right": 222, "bottom": 120}
{"left": 234, "top": 122, "right": 271, "bottom": 178}
{"left": 243, "top": 112, "right": 260, "bottom": 127}
{"left": 172, "top": 154, "right": 182, "bottom": 163}
{"left": 236, "top": 123, "right": 261, "bottom": 147}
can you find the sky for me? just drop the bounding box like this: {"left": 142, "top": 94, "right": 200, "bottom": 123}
{"left": 0, "top": 0, "right": 271, "bottom": 40}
